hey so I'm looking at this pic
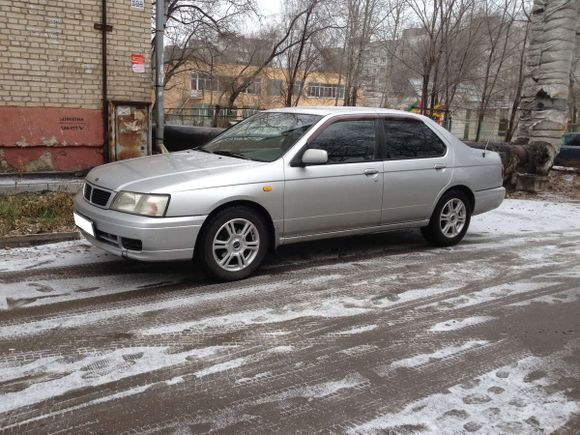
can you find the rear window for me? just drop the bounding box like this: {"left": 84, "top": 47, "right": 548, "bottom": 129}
{"left": 383, "top": 119, "right": 446, "bottom": 159}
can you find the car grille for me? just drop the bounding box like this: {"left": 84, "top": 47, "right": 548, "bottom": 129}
{"left": 84, "top": 183, "right": 112, "bottom": 207}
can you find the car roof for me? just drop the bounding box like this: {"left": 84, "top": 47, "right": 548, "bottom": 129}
{"left": 264, "top": 106, "right": 426, "bottom": 120}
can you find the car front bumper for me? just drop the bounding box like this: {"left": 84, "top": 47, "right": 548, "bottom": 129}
{"left": 73, "top": 191, "right": 206, "bottom": 262}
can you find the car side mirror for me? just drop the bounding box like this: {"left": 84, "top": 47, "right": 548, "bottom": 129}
{"left": 302, "top": 149, "right": 328, "bottom": 165}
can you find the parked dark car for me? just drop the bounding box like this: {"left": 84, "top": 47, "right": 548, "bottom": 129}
{"left": 554, "top": 132, "right": 580, "bottom": 168}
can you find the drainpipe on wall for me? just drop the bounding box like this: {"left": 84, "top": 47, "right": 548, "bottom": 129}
{"left": 101, "top": 0, "right": 109, "bottom": 162}
{"left": 154, "top": 0, "right": 168, "bottom": 154}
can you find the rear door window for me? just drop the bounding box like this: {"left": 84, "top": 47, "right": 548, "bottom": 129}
{"left": 382, "top": 119, "right": 446, "bottom": 159}
{"left": 309, "top": 120, "right": 377, "bottom": 164}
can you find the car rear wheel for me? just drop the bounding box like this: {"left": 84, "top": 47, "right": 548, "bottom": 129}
{"left": 198, "top": 206, "right": 269, "bottom": 281}
{"left": 421, "top": 190, "right": 471, "bottom": 247}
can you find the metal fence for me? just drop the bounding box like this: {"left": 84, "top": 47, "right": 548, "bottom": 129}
{"left": 165, "top": 106, "right": 262, "bottom": 128}
{"left": 165, "top": 106, "right": 580, "bottom": 140}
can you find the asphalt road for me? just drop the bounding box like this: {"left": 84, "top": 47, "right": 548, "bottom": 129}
{"left": 0, "top": 199, "right": 579, "bottom": 434}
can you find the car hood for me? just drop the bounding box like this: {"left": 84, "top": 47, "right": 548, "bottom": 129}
{"left": 86, "top": 151, "right": 262, "bottom": 193}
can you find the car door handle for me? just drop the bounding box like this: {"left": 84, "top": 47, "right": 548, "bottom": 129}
{"left": 364, "top": 169, "right": 379, "bottom": 176}
{"left": 434, "top": 164, "right": 447, "bottom": 170}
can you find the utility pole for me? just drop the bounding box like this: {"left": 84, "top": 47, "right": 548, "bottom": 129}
{"left": 154, "top": 0, "right": 167, "bottom": 153}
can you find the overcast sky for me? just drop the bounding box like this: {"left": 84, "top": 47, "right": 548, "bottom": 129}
{"left": 256, "top": 0, "right": 281, "bottom": 16}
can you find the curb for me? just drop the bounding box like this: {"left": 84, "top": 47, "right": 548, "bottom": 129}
{"left": 0, "top": 182, "right": 83, "bottom": 195}
{"left": 0, "top": 232, "right": 81, "bottom": 249}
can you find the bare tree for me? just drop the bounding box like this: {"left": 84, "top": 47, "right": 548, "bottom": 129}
{"left": 505, "top": 18, "right": 530, "bottom": 142}
{"left": 340, "top": 0, "right": 393, "bottom": 106}
{"left": 276, "top": 0, "right": 335, "bottom": 107}
{"left": 160, "top": 0, "right": 256, "bottom": 86}
{"left": 473, "top": 0, "right": 518, "bottom": 141}
{"left": 220, "top": 1, "right": 323, "bottom": 110}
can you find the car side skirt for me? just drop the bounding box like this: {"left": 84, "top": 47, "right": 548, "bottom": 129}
{"left": 278, "top": 219, "right": 430, "bottom": 246}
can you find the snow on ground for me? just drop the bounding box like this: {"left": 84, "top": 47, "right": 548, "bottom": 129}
{"left": 508, "top": 288, "right": 580, "bottom": 307}
{"left": 389, "top": 341, "right": 489, "bottom": 369}
{"left": 255, "top": 373, "right": 367, "bottom": 404}
{"left": 1, "top": 199, "right": 579, "bottom": 433}
{"left": 469, "top": 199, "right": 580, "bottom": 235}
{"left": 1, "top": 200, "right": 578, "bottom": 314}
{"left": 0, "top": 345, "right": 232, "bottom": 414}
{"left": 0, "top": 240, "right": 115, "bottom": 272}
{"left": 350, "top": 353, "right": 580, "bottom": 435}
{"left": 0, "top": 200, "right": 577, "bottom": 339}
{"left": 195, "top": 357, "right": 249, "bottom": 378}
{"left": 336, "top": 325, "right": 378, "bottom": 335}
{"left": 0, "top": 273, "right": 181, "bottom": 310}
{"left": 138, "top": 299, "right": 372, "bottom": 336}
{"left": 427, "top": 281, "right": 553, "bottom": 312}
{"left": 0, "top": 280, "right": 295, "bottom": 338}
{"left": 430, "top": 316, "right": 496, "bottom": 332}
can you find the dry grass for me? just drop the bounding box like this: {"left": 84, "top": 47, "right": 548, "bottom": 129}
{"left": 0, "top": 192, "right": 76, "bottom": 237}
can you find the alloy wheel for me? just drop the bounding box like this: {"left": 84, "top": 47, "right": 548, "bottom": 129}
{"left": 212, "top": 218, "right": 260, "bottom": 272}
{"left": 439, "top": 198, "right": 467, "bottom": 238}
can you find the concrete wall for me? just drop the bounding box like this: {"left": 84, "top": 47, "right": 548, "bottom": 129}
{"left": 0, "top": 0, "right": 152, "bottom": 173}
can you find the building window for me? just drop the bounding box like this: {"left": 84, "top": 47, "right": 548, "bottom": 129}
{"left": 267, "top": 79, "right": 283, "bottom": 96}
{"left": 191, "top": 73, "right": 216, "bottom": 91}
{"left": 242, "top": 79, "right": 262, "bottom": 95}
{"left": 307, "top": 83, "right": 345, "bottom": 99}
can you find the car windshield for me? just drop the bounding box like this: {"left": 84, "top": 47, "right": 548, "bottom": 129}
{"left": 198, "top": 112, "right": 322, "bottom": 162}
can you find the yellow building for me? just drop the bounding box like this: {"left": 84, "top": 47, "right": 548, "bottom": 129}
{"left": 164, "top": 63, "right": 347, "bottom": 126}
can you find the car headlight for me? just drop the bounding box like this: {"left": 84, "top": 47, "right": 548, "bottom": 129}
{"left": 111, "top": 192, "right": 170, "bottom": 217}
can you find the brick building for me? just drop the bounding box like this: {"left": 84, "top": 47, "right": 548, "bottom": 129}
{"left": 0, "top": 0, "right": 153, "bottom": 173}
{"left": 164, "top": 62, "right": 347, "bottom": 127}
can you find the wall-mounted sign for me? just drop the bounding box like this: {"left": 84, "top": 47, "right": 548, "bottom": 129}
{"left": 131, "top": 0, "right": 144, "bottom": 10}
{"left": 131, "top": 54, "right": 145, "bottom": 73}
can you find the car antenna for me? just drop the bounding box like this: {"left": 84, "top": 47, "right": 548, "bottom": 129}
{"left": 483, "top": 139, "right": 490, "bottom": 158}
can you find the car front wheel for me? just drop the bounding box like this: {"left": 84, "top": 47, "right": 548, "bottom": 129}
{"left": 421, "top": 190, "right": 471, "bottom": 247}
{"left": 198, "top": 206, "right": 269, "bottom": 281}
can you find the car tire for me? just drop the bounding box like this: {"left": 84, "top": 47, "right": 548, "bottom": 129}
{"left": 421, "top": 190, "right": 471, "bottom": 247}
{"left": 197, "top": 206, "right": 269, "bottom": 281}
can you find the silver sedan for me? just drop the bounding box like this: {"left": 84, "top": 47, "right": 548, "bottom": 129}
{"left": 74, "top": 107, "right": 505, "bottom": 280}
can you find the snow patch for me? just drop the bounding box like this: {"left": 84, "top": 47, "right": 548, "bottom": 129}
{"left": 350, "top": 354, "right": 580, "bottom": 434}
{"left": 430, "top": 316, "right": 495, "bottom": 332}
{"left": 429, "top": 281, "right": 551, "bottom": 311}
{"left": 390, "top": 341, "right": 488, "bottom": 369}
{"left": 0, "top": 274, "right": 180, "bottom": 311}
{"left": 195, "top": 357, "right": 248, "bottom": 378}
{"left": 256, "top": 373, "right": 366, "bottom": 403}
{"left": 0, "top": 281, "right": 293, "bottom": 338}
{"left": 469, "top": 199, "right": 580, "bottom": 235}
{"left": 297, "top": 273, "right": 344, "bottom": 285}
{"left": 235, "top": 371, "right": 271, "bottom": 384}
{"left": 509, "top": 288, "right": 580, "bottom": 307}
{"left": 340, "top": 345, "right": 380, "bottom": 356}
{"left": 138, "top": 298, "right": 371, "bottom": 335}
{"left": 165, "top": 376, "right": 185, "bottom": 385}
{"left": 267, "top": 346, "right": 295, "bottom": 353}
{"left": 0, "top": 345, "right": 229, "bottom": 414}
{"left": 336, "top": 325, "right": 378, "bottom": 335}
{"left": 0, "top": 240, "right": 114, "bottom": 272}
